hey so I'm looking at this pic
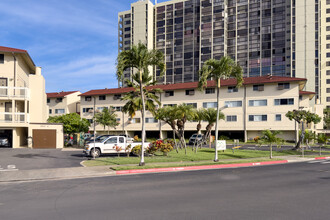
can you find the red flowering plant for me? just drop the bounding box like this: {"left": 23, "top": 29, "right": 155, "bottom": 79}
{"left": 125, "top": 144, "right": 132, "bottom": 158}
{"left": 147, "top": 140, "right": 163, "bottom": 155}
{"left": 113, "top": 145, "right": 122, "bottom": 157}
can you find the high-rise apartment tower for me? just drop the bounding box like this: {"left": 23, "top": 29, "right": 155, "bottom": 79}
{"left": 119, "top": 0, "right": 328, "bottom": 106}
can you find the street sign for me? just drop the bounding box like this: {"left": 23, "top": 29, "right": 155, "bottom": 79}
{"left": 216, "top": 140, "right": 226, "bottom": 151}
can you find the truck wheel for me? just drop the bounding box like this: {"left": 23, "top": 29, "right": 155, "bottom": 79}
{"left": 90, "top": 148, "right": 101, "bottom": 158}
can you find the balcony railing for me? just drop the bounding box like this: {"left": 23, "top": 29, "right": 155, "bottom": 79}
{"left": 0, "top": 87, "right": 29, "bottom": 99}
{"left": 0, "top": 113, "right": 29, "bottom": 123}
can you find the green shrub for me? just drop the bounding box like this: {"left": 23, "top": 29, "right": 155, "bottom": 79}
{"left": 131, "top": 145, "right": 142, "bottom": 157}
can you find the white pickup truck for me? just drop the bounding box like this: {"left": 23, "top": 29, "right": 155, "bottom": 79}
{"left": 83, "top": 136, "right": 150, "bottom": 157}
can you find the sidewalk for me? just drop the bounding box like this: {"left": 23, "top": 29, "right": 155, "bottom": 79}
{"left": 0, "top": 156, "right": 328, "bottom": 183}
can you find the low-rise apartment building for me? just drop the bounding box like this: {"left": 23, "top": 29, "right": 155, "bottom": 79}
{"left": 47, "top": 91, "right": 81, "bottom": 117}
{"left": 0, "top": 46, "right": 63, "bottom": 149}
{"left": 80, "top": 75, "right": 322, "bottom": 142}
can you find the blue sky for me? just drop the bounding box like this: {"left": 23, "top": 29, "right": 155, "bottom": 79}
{"left": 0, "top": 0, "right": 165, "bottom": 93}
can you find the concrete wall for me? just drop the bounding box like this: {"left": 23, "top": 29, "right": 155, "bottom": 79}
{"left": 29, "top": 68, "right": 47, "bottom": 123}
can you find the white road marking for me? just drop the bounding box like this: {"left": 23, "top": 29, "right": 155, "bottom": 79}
{"left": 7, "top": 165, "right": 16, "bottom": 169}
{"left": 308, "top": 160, "right": 325, "bottom": 163}
{"left": 321, "top": 161, "right": 330, "bottom": 164}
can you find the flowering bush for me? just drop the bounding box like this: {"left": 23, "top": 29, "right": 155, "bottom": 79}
{"left": 125, "top": 144, "right": 132, "bottom": 157}
{"left": 113, "top": 145, "right": 122, "bottom": 157}
{"left": 254, "top": 136, "right": 260, "bottom": 143}
{"left": 147, "top": 139, "right": 174, "bottom": 156}
{"left": 147, "top": 140, "right": 163, "bottom": 155}
{"left": 131, "top": 145, "right": 142, "bottom": 157}
{"left": 133, "top": 135, "right": 139, "bottom": 141}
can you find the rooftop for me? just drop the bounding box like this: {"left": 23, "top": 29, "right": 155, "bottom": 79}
{"left": 80, "top": 75, "right": 307, "bottom": 96}
{"left": 47, "top": 91, "right": 80, "bottom": 98}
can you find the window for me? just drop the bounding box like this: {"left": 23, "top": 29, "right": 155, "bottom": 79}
{"left": 113, "top": 106, "right": 122, "bottom": 111}
{"left": 55, "top": 109, "right": 65, "bottom": 114}
{"left": 225, "top": 101, "right": 242, "bottom": 107}
{"left": 129, "top": 118, "right": 141, "bottom": 123}
{"left": 275, "top": 114, "right": 281, "bottom": 121}
{"left": 83, "top": 107, "right": 93, "bottom": 113}
{"left": 253, "top": 84, "right": 264, "bottom": 91}
{"left": 205, "top": 88, "right": 215, "bottom": 94}
{"left": 163, "top": 104, "right": 177, "bottom": 107}
{"left": 278, "top": 83, "right": 290, "bottom": 89}
{"left": 203, "top": 102, "right": 217, "bottom": 108}
{"left": 105, "top": 137, "right": 117, "bottom": 144}
{"left": 274, "top": 98, "right": 294, "bottom": 105}
{"left": 186, "top": 103, "right": 197, "bottom": 108}
{"left": 226, "top": 115, "right": 237, "bottom": 122}
{"left": 327, "top": 88, "right": 330, "bottom": 93}
{"left": 327, "top": 79, "right": 330, "bottom": 84}
{"left": 85, "top": 96, "right": 92, "bottom": 101}
{"left": 116, "top": 118, "right": 120, "bottom": 122}
{"left": 327, "top": 97, "right": 330, "bottom": 102}
{"left": 165, "top": 91, "right": 174, "bottom": 97}
{"left": 49, "top": 109, "right": 52, "bottom": 114}
{"left": 113, "top": 94, "right": 121, "bottom": 100}
{"left": 87, "top": 119, "right": 93, "bottom": 124}
{"left": 97, "top": 107, "right": 108, "bottom": 111}
{"left": 119, "top": 137, "right": 124, "bottom": 143}
{"left": 228, "top": 86, "right": 238, "bottom": 93}
{"left": 56, "top": 98, "right": 63, "bottom": 103}
{"left": 99, "top": 95, "right": 106, "bottom": 100}
{"left": 0, "top": 54, "right": 4, "bottom": 64}
{"left": 47, "top": 98, "right": 50, "bottom": 103}
{"left": 185, "top": 89, "right": 195, "bottom": 95}
{"left": 146, "top": 118, "right": 158, "bottom": 123}
{"left": 249, "top": 100, "right": 267, "bottom": 107}
{"left": 249, "top": 115, "right": 267, "bottom": 121}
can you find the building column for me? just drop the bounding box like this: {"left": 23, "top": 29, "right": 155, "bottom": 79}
{"left": 11, "top": 100, "right": 15, "bottom": 122}
{"left": 24, "top": 100, "right": 27, "bottom": 123}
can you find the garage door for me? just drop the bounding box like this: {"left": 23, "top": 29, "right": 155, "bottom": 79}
{"left": 33, "top": 129, "right": 56, "bottom": 149}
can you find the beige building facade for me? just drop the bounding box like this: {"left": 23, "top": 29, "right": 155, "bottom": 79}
{"left": 80, "top": 75, "right": 321, "bottom": 142}
{"left": 47, "top": 91, "right": 81, "bottom": 117}
{"left": 0, "top": 46, "right": 63, "bottom": 149}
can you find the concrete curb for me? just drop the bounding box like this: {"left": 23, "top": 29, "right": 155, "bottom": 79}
{"left": 116, "top": 160, "right": 289, "bottom": 175}
{"left": 314, "top": 156, "right": 330, "bottom": 160}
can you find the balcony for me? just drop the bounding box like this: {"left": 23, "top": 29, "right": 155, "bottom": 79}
{"left": 0, "top": 87, "right": 29, "bottom": 99}
{"left": 0, "top": 113, "right": 29, "bottom": 123}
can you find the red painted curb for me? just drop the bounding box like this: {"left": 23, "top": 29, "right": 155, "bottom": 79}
{"left": 314, "top": 156, "right": 330, "bottom": 160}
{"left": 116, "top": 160, "right": 288, "bottom": 175}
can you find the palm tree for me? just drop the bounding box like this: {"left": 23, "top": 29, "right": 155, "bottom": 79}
{"left": 260, "top": 130, "right": 283, "bottom": 159}
{"left": 199, "top": 56, "right": 243, "bottom": 161}
{"left": 194, "top": 108, "right": 205, "bottom": 135}
{"left": 317, "top": 133, "right": 327, "bottom": 156}
{"left": 175, "top": 104, "right": 196, "bottom": 154}
{"left": 95, "top": 108, "right": 119, "bottom": 134}
{"left": 117, "top": 43, "right": 165, "bottom": 166}
{"left": 197, "top": 108, "right": 225, "bottom": 151}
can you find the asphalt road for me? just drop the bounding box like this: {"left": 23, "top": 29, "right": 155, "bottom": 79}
{"left": 0, "top": 148, "right": 86, "bottom": 170}
{"left": 1, "top": 160, "right": 330, "bottom": 220}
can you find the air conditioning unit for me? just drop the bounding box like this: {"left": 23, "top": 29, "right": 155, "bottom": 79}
{"left": 86, "top": 98, "right": 91, "bottom": 102}
{"left": 113, "top": 96, "right": 118, "bottom": 100}
{"left": 258, "top": 87, "right": 264, "bottom": 91}
{"left": 188, "top": 90, "right": 195, "bottom": 95}
{"left": 277, "top": 85, "right": 284, "bottom": 90}
{"left": 165, "top": 93, "right": 170, "bottom": 97}
{"left": 228, "top": 90, "right": 233, "bottom": 93}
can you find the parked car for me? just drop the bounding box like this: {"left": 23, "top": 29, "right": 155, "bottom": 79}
{"left": 189, "top": 134, "right": 204, "bottom": 145}
{"left": 84, "top": 136, "right": 150, "bottom": 157}
{"left": 0, "top": 136, "right": 10, "bottom": 147}
{"left": 83, "top": 133, "right": 93, "bottom": 140}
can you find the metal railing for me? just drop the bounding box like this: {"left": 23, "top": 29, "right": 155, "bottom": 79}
{"left": 0, "top": 87, "right": 29, "bottom": 99}
{"left": 0, "top": 113, "right": 29, "bottom": 123}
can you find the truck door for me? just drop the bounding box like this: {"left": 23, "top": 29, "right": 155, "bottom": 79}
{"left": 117, "top": 136, "right": 125, "bottom": 152}
{"left": 103, "top": 137, "right": 118, "bottom": 152}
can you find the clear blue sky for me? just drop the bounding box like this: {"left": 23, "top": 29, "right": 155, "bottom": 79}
{"left": 0, "top": 0, "right": 165, "bottom": 93}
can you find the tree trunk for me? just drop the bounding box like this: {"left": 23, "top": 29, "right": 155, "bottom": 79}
{"left": 139, "top": 71, "right": 146, "bottom": 166}
{"left": 214, "top": 79, "right": 221, "bottom": 162}
{"left": 270, "top": 144, "right": 273, "bottom": 159}
{"left": 294, "top": 122, "right": 304, "bottom": 150}
{"left": 172, "top": 129, "right": 179, "bottom": 153}
{"left": 320, "top": 144, "right": 322, "bottom": 156}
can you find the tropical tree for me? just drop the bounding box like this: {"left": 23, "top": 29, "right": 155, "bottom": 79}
{"left": 175, "top": 103, "right": 196, "bottom": 154}
{"left": 198, "top": 56, "right": 243, "bottom": 161}
{"left": 286, "top": 110, "right": 321, "bottom": 150}
{"left": 95, "top": 108, "right": 119, "bottom": 134}
{"left": 259, "top": 130, "right": 283, "bottom": 159}
{"left": 155, "top": 106, "right": 181, "bottom": 152}
{"left": 116, "top": 42, "right": 165, "bottom": 166}
{"left": 316, "top": 133, "right": 327, "bottom": 156}
{"left": 196, "top": 108, "right": 225, "bottom": 151}
{"left": 48, "top": 113, "right": 90, "bottom": 135}
{"left": 324, "top": 108, "right": 330, "bottom": 129}
{"left": 302, "top": 130, "right": 315, "bottom": 149}
{"left": 194, "top": 108, "right": 205, "bottom": 135}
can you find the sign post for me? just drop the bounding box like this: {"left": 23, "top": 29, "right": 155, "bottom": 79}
{"left": 216, "top": 140, "right": 226, "bottom": 151}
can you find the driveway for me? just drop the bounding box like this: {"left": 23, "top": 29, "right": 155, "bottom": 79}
{"left": 0, "top": 148, "right": 87, "bottom": 171}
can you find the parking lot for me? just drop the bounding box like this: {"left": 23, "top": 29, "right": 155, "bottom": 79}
{"left": 0, "top": 148, "right": 87, "bottom": 171}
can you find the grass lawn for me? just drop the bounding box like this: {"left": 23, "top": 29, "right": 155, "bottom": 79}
{"left": 83, "top": 147, "right": 300, "bottom": 167}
